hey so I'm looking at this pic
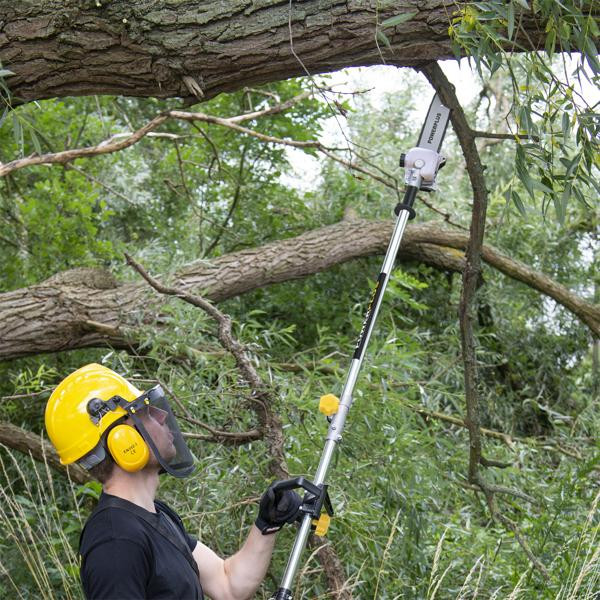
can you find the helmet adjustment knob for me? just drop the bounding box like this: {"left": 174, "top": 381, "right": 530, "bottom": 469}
{"left": 87, "top": 397, "right": 106, "bottom": 424}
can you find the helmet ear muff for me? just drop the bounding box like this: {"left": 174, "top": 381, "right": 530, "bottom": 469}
{"left": 106, "top": 424, "right": 150, "bottom": 472}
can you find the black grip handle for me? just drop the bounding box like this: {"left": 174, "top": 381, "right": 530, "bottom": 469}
{"left": 270, "top": 477, "right": 321, "bottom": 498}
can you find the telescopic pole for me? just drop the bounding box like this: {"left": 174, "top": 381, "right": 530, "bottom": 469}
{"left": 270, "top": 94, "right": 450, "bottom": 600}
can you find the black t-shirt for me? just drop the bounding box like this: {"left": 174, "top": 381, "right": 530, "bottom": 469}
{"left": 79, "top": 492, "right": 204, "bottom": 600}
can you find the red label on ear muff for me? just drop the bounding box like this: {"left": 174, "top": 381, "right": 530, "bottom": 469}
{"left": 107, "top": 424, "right": 150, "bottom": 472}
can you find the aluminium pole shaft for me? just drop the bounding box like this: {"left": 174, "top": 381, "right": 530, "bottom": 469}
{"left": 272, "top": 93, "right": 450, "bottom": 600}
{"left": 274, "top": 186, "right": 419, "bottom": 598}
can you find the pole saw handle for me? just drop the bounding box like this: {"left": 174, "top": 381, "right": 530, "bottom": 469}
{"left": 270, "top": 477, "right": 334, "bottom": 520}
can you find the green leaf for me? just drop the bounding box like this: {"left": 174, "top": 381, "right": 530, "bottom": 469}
{"left": 507, "top": 3, "right": 515, "bottom": 40}
{"left": 380, "top": 12, "right": 418, "bottom": 28}
{"left": 555, "top": 186, "right": 569, "bottom": 224}
{"left": 376, "top": 30, "right": 392, "bottom": 50}
{"left": 30, "top": 129, "right": 42, "bottom": 155}
{"left": 511, "top": 190, "right": 527, "bottom": 215}
{"left": 584, "top": 38, "right": 600, "bottom": 75}
{"left": 565, "top": 153, "right": 580, "bottom": 177}
{"left": 544, "top": 28, "right": 556, "bottom": 57}
{"left": 561, "top": 112, "right": 570, "bottom": 145}
{"left": 0, "top": 68, "right": 14, "bottom": 77}
{"left": 11, "top": 112, "right": 23, "bottom": 154}
{"left": 587, "top": 15, "right": 600, "bottom": 38}
{"left": 533, "top": 179, "right": 553, "bottom": 194}
{"left": 513, "top": 0, "right": 530, "bottom": 10}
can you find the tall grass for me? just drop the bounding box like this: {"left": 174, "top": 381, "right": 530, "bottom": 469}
{"left": 0, "top": 445, "right": 84, "bottom": 600}
{"left": 422, "top": 490, "right": 600, "bottom": 600}
{"left": 0, "top": 442, "right": 598, "bottom": 599}
{"left": 556, "top": 490, "right": 600, "bottom": 600}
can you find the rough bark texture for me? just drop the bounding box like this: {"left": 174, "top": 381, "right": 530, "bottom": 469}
{"left": 1, "top": 219, "right": 597, "bottom": 361}
{"left": 0, "top": 422, "right": 90, "bottom": 484}
{"left": 0, "top": 0, "right": 546, "bottom": 104}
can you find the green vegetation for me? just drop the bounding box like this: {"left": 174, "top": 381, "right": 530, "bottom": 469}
{"left": 0, "top": 2, "right": 598, "bottom": 597}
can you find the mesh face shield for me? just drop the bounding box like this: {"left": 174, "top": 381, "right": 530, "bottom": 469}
{"left": 124, "top": 385, "right": 195, "bottom": 478}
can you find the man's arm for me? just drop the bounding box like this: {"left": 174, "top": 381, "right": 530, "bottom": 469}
{"left": 193, "top": 525, "right": 276, "bottom": 600}
{"left": 193, "top": 483, "right": 302, "bottom": 599}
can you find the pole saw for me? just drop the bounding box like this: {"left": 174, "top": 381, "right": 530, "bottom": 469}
{"left": 270, "top": 94, "right": 451, "bottom": 599}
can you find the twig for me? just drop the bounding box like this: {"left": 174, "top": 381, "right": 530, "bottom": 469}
{"left": 460, "top": 481, "right": 537, "bottom": 505}
{"left": 480, "top": 455, "right": 512, "bottom": 469}
{"left": 413, "top": 406, "right": 514, "bottom": 446}
{"left": 125, "top": 253, "right": 263, "bottom": 392}
{"left": 203, "top": 141, "right": 248, "bottom": 256}
{"left": 189, "top": 123, "right": 221, "bottom": 173}
{"left": 182, "top": 427, "right": 262, "bottom": 444}
{"left": 0, "top": 389, "right": 53, "bottom": 402}
{"left": 482, "top": 488, "right": 550, "bottom": 578}
{"left": 65, "top": 164, "right": 136, "bottom": 206}
{"left": 124, "top": 252, "right": 290, "bottom": 479}
{"left": 471, "top": 130, "right": 539, "bottom": 142}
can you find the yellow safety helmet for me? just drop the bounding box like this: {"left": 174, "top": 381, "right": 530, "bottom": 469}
{"left": 45, "top": 363, "right": 142, "bottom": 466}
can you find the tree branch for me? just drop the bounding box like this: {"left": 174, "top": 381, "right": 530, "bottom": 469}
{"left": 0, "top": 90, "right": 328, "bottom": 177}
{"left": 124, "top": 252, "right": 351, "bottom": 596}
{"left": 1, "top": 220, "right": 597, "bottom": 361}
{"left": 0, "top": 422, "right": 90, "bottom": 485}
{"left": 421, "top": 61, "right": 549, "bottom": 578}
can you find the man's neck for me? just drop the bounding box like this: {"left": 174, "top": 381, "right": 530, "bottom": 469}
{"left": 103, "top": 469, "right": 160, "bottom": 513}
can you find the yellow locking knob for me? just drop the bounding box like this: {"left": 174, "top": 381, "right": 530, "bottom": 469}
{"left": 319, "top": 394, "right": 339, "bottom": 416}
{"left": 313, "top": 513, "right": 331, "bottom": 537}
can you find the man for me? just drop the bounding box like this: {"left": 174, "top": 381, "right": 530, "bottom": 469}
{"left": 45, "top": 363, "right": 301, "bottom": 599}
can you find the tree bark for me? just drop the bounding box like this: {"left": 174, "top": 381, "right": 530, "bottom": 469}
{"left": 0, "top": 0, "right": 546, "bottom": 104}
{"left": 0, "top": 219, "right": 597, "bottom": 361}
{"left": 0, "top": 422, "right": 90, "bottom": 484}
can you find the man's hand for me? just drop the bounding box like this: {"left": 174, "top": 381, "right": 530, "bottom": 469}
{"left": 255, "top": 481, "right": 303, "bottom": 535}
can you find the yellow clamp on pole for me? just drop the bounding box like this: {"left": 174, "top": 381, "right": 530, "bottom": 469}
{"left": 319, "top": 394, "right": 339, "bottom": 416}
{"left": 312, "top": 513, "right": 331, "bottom": 537}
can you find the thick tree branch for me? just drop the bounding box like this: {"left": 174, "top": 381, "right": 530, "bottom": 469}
{"left": 0, "top": 422, "right": 90, "bottom": 484}
{"left": 0, "top": 1, "right": 554, "bottom": 105}
{"left": 1, "top": 220, "right": 597, "bottom": 361}
{"left": 0, "top": 2, "right": 452, "bottom": 104}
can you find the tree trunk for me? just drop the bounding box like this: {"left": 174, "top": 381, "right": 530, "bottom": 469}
{"left": 0, "top": 219, "right": 597, "bottom": 360}
{"left": 0, "top": 1, "right": 546, "bottom": 104}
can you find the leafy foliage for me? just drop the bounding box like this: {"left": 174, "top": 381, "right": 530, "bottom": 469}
{"left": 0, "top": 15, "right": 598, "bottom": 599}
{"left": 447, "top": 0, "right": 599, "bottom": 223}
